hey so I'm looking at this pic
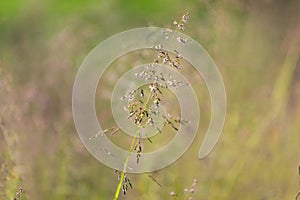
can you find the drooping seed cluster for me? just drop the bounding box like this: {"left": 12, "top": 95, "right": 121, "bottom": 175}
{"left": 122, "top": 86, "right": 161, "bottom": 127}
{"left": 119, "top": 12, "right": 192, "bottom": 166}
{"left": 161, "top": 114, "right": 190, "bottom": 132}
{"left": 133, "top": 63, "right": 189, "bottom": 88}
{"left": 119, "top": 11, "right": 192, "bottom": 130}
{"left": 114, "top": 170, "right": 133, "bottom": 195}
{"left": 134, "top": 137, "right": 143, "bottom": 163}
{"left": 156, "top": 48, "right": 182, "bottom": 69}
{"left": 121, "top": 61, "right": 191, "bottom": 137}
{"left": 91, "top": 12, "right": 193, "bottom": 198}
{"left": 13, "top": 187, "right": 24, "bottom": 200}
{"left": 172, "top": 12, "right": 192, "bottom": 45}
{"left": 173, "top": 12, "right": 190, "bottom": 31}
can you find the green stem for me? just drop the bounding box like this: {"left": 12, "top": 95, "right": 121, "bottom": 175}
{"left": 113, "top": 89, "right": 153, "bottom": 200}
{"left": 113, "top": 129, "right": 139, "bottom": 200}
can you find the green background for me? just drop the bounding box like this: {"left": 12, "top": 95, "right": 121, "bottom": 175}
{"left": 0, "top": 0, "right": 299, "bottom": 199}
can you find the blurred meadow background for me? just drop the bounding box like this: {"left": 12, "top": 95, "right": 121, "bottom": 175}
{"left": 0, "top": 0, "right": 300, "bottom": 199}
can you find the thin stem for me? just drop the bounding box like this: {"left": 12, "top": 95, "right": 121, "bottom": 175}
{"left": 113, "top": 89, "right": 153, "bottom": 200}
{"left": 143, "top": 88, "right": 153, "bottom": 110}
{"left": 113, "top": 129, "right": 139, "bottom": 200}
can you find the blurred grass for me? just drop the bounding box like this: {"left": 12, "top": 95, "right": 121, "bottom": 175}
{"left": 0, "top": 0, "right": 300, "bottom": 199}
